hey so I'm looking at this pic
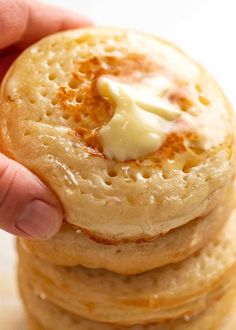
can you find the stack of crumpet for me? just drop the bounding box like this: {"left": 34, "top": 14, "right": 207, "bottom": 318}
{"left": 0, "top": 27, "right": 236, "bottom": 330}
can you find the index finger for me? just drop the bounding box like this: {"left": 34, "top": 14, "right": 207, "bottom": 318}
{"left": 0, "top": 0, "right": 93, "bottom": 50}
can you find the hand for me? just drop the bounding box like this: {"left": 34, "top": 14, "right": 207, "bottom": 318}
{"left": 0, "top": 0, "right": 92, "bottom": 239}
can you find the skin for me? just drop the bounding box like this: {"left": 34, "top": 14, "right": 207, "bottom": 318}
{"left": 0, "top": 0, "right": 92, "bottom": 239}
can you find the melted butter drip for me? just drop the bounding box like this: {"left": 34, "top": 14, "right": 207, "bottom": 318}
{"left": 97, "top": 76, "right": 181, "bottom": 161}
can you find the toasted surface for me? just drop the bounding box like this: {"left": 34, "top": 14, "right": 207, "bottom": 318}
{"left": 20, "top": 186, "right": 233, "bottom": 274}
{"left": 0, "top": 27, "right": 235, "bottom": 241}
{"left": 20, "top": 264, "right": 236, "bottom": 330}
{"left": 17, "top": 208, "right": 236, "bottom": 325}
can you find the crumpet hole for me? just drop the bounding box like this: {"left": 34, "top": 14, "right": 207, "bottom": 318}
{"left": 161, "top": 172, "right": 168, "bottom": 180}
{"left": 35, "top": 116, "right": 43, "bottom": 122}
{"left": 41, "top": 90, "right": 48, "bottom": 97}
{"left": 105, "top": 179, "right": 112, "bottom": 186}
{"left": 169, "top": 92, "right": 192, "bottom": 112}
{"left": 178, "top": 97, "right": 192, "bottom": 111}
{"left": 81, "top": 112, "right": 88, "bottom": 119}
{"left": 24, "top": 130, "right": 31, "bottom": 136}
{"left": 198, "top": 95, "right": 210, "bottom": 106}
{"left": 142, "top": 170, "right": 151, "bottom": 179}
{"left": 46, "top": 110, "right": 53, "bottom": 116}
{"left": 183, "top": 159, "right": 199, "bottom": 173}
{"left": 195, "top": 83, "right": 202, "bottom": 93}
{"left": 195, "top": 83, "right": 210, "bottom": 106}
{"left": 75, "top": 95, "right": 83, "bottom": 103}
{"left": 68, "top": 79, "right": 79, "bottom": 89}
{"left": 62, "top": 112, "right": 70, "bottom": 120}
{"left": 127, "top": 196, "right": 134, "bottom": 203}
{"left": 47, "top": 59, "right": 54, "bottom": 66}
{"left": 108, "top": 170, "right": 117, "bottom": 177}
{"left": 51, "top": 98, "right": 59, "bottom": 106}
{"left": 105, "top": 46, "right": 115, "bottom": 53}
{"left": 48, "top": 73, "right": 57, "bottom": 81}
{"left": 29, "top": 98, "right": 36, "bottom": 104}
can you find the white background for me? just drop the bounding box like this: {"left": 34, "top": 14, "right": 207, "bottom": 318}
{"left": 0, "top": 0, "right": 235, "bottom": 328}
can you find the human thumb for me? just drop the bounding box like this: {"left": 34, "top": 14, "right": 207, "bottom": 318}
{"left": 0, "top": 153, "right": 63, "bottom": 239}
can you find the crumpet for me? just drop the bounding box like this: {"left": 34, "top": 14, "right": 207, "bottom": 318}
{"left": 19, "top": 259, "right": 236, "bottom": 330}
{"left": 20, "top": 186, "right": 233, "bottom": 274}
{"left": 0, "top": 28, "right": 235, "bottom": 242}
{"left": 17, "top": 208, "right": 236, "bottom": 325}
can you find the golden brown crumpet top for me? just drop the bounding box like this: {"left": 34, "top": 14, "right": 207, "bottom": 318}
{"left": 0, "top": 28, "right": 235, "bottom": 242}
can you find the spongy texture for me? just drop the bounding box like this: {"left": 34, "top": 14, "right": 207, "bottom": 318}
{"left": 17, "top": 208, "right": 236, "bottom": 325}
{"left": 20, "top": 184, "right": 233, "bottom": 274}
{"left": 20, "top": 261, "right": 236, "bottom": 330}
{"left": 0, "top": 28, "right": 235, "bottom": 241}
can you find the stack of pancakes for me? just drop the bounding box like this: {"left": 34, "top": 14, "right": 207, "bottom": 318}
{"left": 0, "top": 28, "right": 236, "bottom": 329}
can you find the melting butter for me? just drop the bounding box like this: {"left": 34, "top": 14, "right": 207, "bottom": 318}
{"left": 97, "top": 76, "right": 181, "bottom": 161}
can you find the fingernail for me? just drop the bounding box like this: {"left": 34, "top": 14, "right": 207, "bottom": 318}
{"left": 16, "top": 200, "right": 63, "bottom": 239}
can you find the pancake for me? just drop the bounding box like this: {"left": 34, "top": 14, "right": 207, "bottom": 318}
{"left": 0, "top": 27, "right": 235, "bottom": 243}
{"left": 17, "top": 208, "right": 236, "bottom": 325}
{"left": 19, "top": 265, "right": 236, "bottom": 330}
{"left": 20, "top": 186, "right": 233, "bottom": 274}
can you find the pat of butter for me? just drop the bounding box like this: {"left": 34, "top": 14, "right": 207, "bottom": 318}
{"left": 97, "top": 76, "right": 181, "bottom": 161}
